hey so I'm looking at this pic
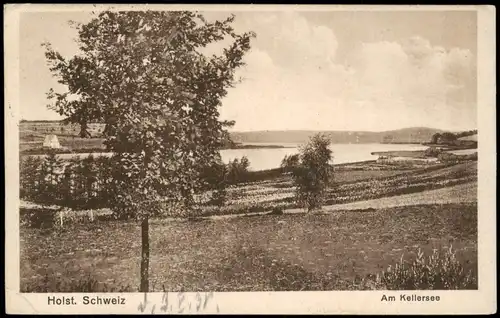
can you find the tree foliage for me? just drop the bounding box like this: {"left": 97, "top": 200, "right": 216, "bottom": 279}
{"left": 430, "top": 133, "right": 441, "bottom": 144}
{"left": 292, "top": 134, "right": 333, "bottom": 212}
{"left": 20, "top": 156, "right": 43, "bottom": 200}
{"left": 43, "top": 10, "right": 254, "bottom": 292}
{"left": 280, "top": 153, "right": 300, "bottom": 173}
{"left": 43, "top": 11, "right": 255, "bottom": 220}
{"left": 226, "top": 156, "right": 250, "bottom": 184}
{"left": 199, "top": 157, "right": 228, "bottom": 206}
{"left": 430, "top": 130, "right": 477, "bottom": 146}
{"left": 439, "top": 132, "right": 457, "bottom": 144}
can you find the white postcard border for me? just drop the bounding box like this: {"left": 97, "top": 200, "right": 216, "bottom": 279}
{"left": 4, "top": 4, "right": 496, "bottom": 315}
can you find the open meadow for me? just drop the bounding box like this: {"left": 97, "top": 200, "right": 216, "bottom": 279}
{"left": 20, "top": 202, "right": 477, "bottom": 292}
{"left": 20, "top": 159, "right": 478, "bottom": 292}
{"left": 205, "top": 161, "right": 477, "bottom": 216}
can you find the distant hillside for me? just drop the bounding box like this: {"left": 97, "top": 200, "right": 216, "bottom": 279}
{"left": 230, "top": 127, "right": 444, "bottom": 144}
{"left": 19, "top": 120, "right": 445, "bottom": 146}
{"left": 19, "top": 120, "right": 104, "bottom": 137}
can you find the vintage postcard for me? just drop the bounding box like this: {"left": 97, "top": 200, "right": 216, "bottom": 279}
{"left": 4, "top": 4, "right": 496, "bottom": 315}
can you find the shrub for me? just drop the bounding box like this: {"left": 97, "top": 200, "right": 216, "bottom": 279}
{"left": 438, "top": 132, "right": 458, "bottom": 145}
{"left": 379, "top": 246, "right": 477, "bottom": 290}
{"left": 280, "top": 154, "right": 300, "bottom": 173}
{"left": 238, "top": 168, "right": 283, "bottom": 183}
{"left": 424, "top": 147, "right": 443, "bottom": 158}
{"left": 20, "top": 154, "right": 119, "bottom": 210}
{"left": 199, "top": 158, "right": 228, "bottom": 206}
{"left": 226, "top": 156, "right": 251, "bottom": 184}
{"left": 437, "top": 152, "right": 477, "bottom": 164}
{"left": 269, "top": 207, "right": 284, "bottom": 215}
{"left": 210, "top": 188, "right": 227, "bottom": 207}
{"left": 20, "top": 156, "right": 43, "bottom": 200}
{"left": 20, "top": 208, "right": 60, "bottom": 229}
{"left": 35, "top": 152, "right": 65, "bottom": 204}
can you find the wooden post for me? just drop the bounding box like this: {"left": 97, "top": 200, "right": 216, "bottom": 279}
{"left": 59, "top": 211, "right": 63, "bottom": 227}
{"left": 139, "top": 149, "right": 152, "bottom": 293}
{"left": 140, "top": 216, "right": 150, "bottom": 292}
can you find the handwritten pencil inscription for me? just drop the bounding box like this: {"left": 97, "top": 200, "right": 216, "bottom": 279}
{"left": 137, "top": 292, "right": 219, "bottom": 314}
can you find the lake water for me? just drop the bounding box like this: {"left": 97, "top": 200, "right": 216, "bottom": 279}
{"left": 31, "top": 143, "right": 429, "bottom": 171}
{"left": 221, "top": 143, "right": 429, "bottom": 171}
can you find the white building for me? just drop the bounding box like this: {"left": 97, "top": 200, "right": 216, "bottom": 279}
{"left": 43, "top": 135, "right": 61, "bottom": 149}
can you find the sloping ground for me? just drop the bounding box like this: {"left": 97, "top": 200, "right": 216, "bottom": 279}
{"left": 20, "top": 203, "right": 477, "bottom": 292}
{"left": 20, "top": 161, "right": 477, "bottom": 220}
{"left": 223, "top": 162, "right": 477, "bottom": 213}
{"left": 458, "top": 134, "right": 478, "bottom": 142}
{"left": 192, "top": 180, "right": 478, "bottom": 219}
{"left": 322, "top": 181, "right": 477, "bottom": 212}
{"left": 446, "top": 149, "right": 478, "bottom": 155}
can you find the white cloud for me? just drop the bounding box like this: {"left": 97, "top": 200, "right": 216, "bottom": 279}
{"left": 218, "top": 14, "right": 477, "bottom": 131}
{"left": 20, "top": 11, "right": 476, "bottom": 132}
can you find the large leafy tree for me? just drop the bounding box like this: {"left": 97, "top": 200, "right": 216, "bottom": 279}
{"left": 44, "top": 10, "right": 254, "bottom": 292}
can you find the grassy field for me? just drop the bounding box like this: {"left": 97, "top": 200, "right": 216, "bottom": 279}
{"left": 20, "top": 202, "right": 477, "bottom": 292}
{"left": 323, "top": 181, "right": 477, "bottom": 211}
{"left": 19, "top": 156, "right": 478, "bottom": 292}
{"left": 210, "top": 161, "right": 477, "bottom": 217}
{"left": 19, "top": 160, "right": 477, "bottom": 219}
{"left": 20, "top": 136, "right": 106, "bottom": 153}
{"left": 20, "top": 121, "right": 106, "bottom": 154}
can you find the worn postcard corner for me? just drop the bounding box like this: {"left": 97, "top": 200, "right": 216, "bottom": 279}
{"left": 4, "top": 3, "right": 497, "bottom": 315}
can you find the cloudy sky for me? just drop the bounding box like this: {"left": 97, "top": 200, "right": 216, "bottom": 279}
{"left": 19, "top": 10, "right": 477, "bottom": 132}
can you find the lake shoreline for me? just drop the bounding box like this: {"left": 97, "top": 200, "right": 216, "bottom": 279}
{"left": 22, "top": 143, "right": 432, "bottom": 171}
{"left": 21, "top": 142, "right": 424, "bottom": 155}
{"left": 19, "top": 144, "right": 294, "bottom": 156}
{"left": 371, "top": 150, "right": 427, "bottom": 158}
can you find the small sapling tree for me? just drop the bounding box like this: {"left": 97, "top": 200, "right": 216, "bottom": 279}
{"left": 292, "top": 133, "right": 333, "bottom": 212}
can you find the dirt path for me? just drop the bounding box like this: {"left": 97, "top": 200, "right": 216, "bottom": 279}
{"left": 320, "top": 181, "right": 477, "bottom": 212}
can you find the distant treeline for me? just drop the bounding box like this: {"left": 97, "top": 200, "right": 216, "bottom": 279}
{"left": 427, "top": 130, "right": 478, "bottom": 147}
{"left": 454, "top": 130, "right": 478, "bottom": 139}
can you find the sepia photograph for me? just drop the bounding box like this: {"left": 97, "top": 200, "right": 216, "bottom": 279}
{"left": 5, "top": 4, "right": 496, "bottom": 315}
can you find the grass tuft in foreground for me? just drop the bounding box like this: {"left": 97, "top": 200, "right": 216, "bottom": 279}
{"left": 378, "top": 246, "right": 477, "bottom": 290}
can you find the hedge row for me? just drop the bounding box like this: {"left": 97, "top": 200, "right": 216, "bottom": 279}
{"left": 20, "top": 153, "right": 255, "bottom": 211}
{"left": 20, "top": 153, "right": 123, "bottom": 210}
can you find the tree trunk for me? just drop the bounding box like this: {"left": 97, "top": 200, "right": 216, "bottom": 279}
{"left": 79, "top": 122, "right": 91, "bottom": 138}
{"left": 140, "top": 216, "right": 150, "bottom": 292}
